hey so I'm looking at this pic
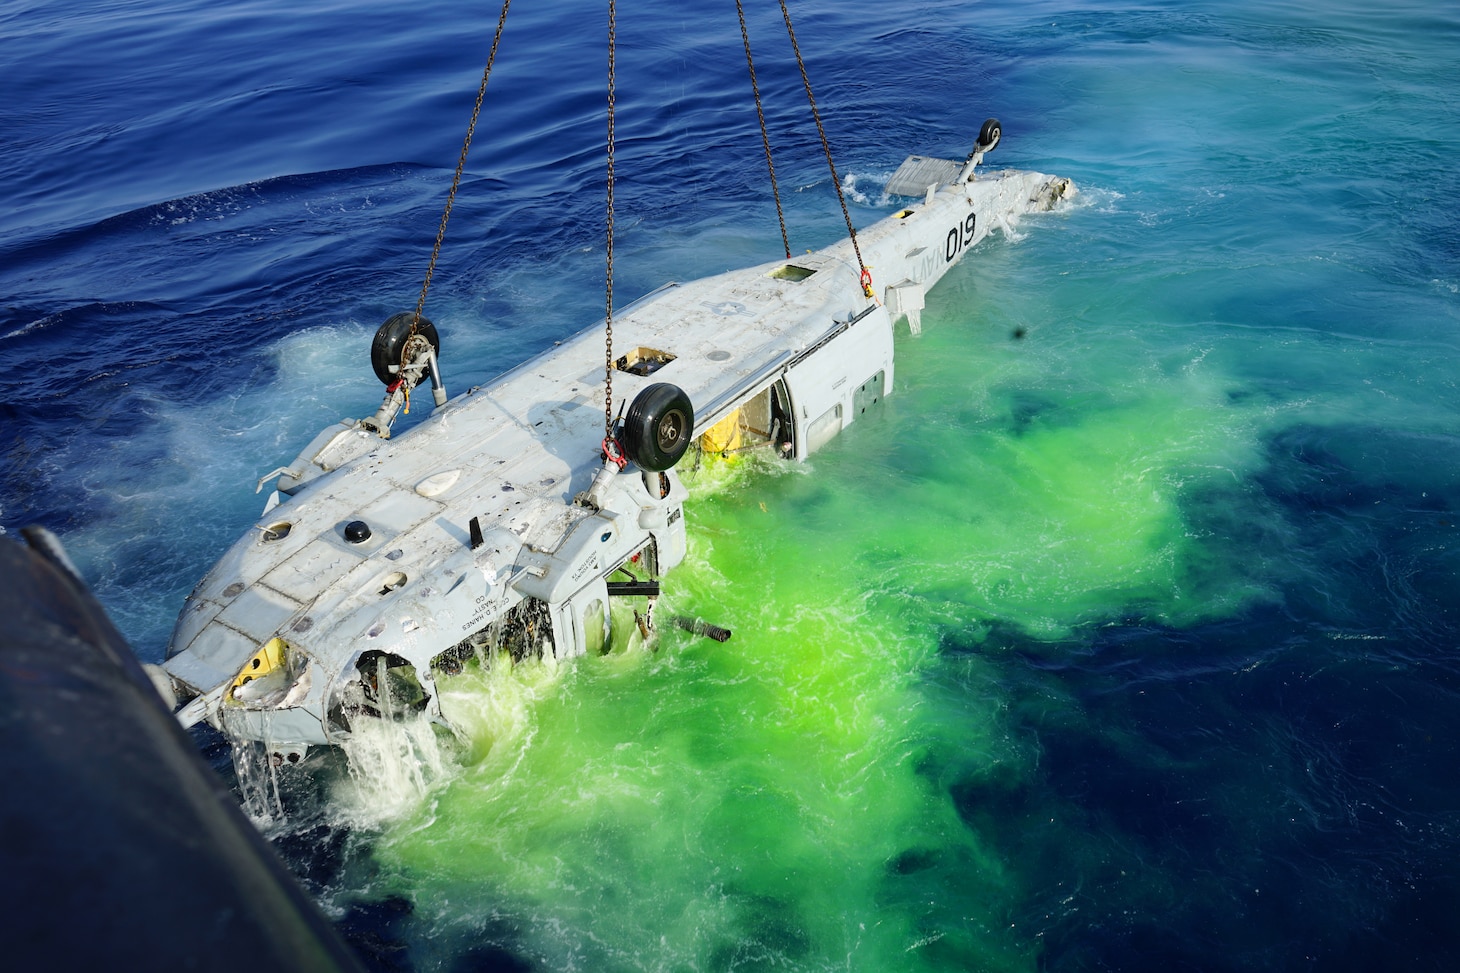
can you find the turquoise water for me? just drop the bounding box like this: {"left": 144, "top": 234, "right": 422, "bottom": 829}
{"left": 4, "top": 0, "right": 1460, "bottom": 969}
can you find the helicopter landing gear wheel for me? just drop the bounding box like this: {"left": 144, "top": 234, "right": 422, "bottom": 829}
{"left": 621, "top": 383, "right": 694, "bottom": 472}
{"left": 371, "top": 313, "right": 440, "bottom": 385}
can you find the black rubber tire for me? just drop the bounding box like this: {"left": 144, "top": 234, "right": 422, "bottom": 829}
{"left": 978, "top": 117, "right": 1002, "bottom": 153}
{"left": 371, "top": 313, "right": 440, "bottom": 385}
{"left": 622, "top": 383, "right": 694, "bottom": 472}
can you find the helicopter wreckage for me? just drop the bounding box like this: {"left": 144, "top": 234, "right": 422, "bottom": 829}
{"left": 154, "top": 123, "right": 1075, "bottom": 765}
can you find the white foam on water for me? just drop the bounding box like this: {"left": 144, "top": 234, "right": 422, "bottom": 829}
{"left": 329, "top": 716, "right": 461, "bottom": 827}
{"left": 61, "top": 319, "right": 387, "bottom": 658}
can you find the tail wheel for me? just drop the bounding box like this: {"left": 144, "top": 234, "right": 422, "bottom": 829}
{"left": 371, "top": 313, "right": 440, "bottom": 385}
{"left": 977, "top": 117, "right": 1002, "bottom": 153}
{"left": 622, "top": 383, "right": 694, "bottom": 472}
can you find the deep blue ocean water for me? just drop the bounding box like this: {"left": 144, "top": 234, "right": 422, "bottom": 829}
{"left": 5, "top": 0, "right": 1460, "bottom": 970}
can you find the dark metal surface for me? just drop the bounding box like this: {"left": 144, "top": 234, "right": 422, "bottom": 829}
{"left": 0, "top": 529, "right": 364, "bottom": 973}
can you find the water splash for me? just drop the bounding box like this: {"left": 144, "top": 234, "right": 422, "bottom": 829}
{"left": 232, "top": 739, "right": 288, "bottom": 829}
{"left": 329, "top": 715, "right": 460, "bottom": 827}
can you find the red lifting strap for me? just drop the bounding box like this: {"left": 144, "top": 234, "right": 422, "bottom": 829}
{"left": 602, "top": 437, "right": 627, "bottom": 470}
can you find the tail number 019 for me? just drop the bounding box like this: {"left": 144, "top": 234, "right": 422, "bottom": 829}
{"left": 945, "top": 213, "right": 978, "bottom": 262}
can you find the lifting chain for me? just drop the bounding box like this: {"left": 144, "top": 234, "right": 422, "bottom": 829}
{"left": 603, "top": 0, "right": 618, "bottom": 439}
{"left": 736, "top": 0, "right": 791, "bottom": 260}
{"left": 411, "top": 0, "right": 514, "bottom": 336}
{"left": 777, "top": 0, "right": 874, "bottom": 298}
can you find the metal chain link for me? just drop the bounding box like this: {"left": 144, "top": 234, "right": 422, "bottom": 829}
{"left": 411, "top": 0, "right": 514, "bottom": 335}
{"left": 604, "top": 0, "right": 617, "bottom": 437}
{"left": 777, "top": 0, "right": 870, "bottom": 287}
{"left": 736, "top": 0, "right": 791, "bottom": 260}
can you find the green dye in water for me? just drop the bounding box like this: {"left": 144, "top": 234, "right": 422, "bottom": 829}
{"left": 365, "top": 248, "right": 1283, "bottom": 971}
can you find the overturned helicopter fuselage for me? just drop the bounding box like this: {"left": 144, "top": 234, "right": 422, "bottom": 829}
{"left": 157, "top": 134, "right": 1075, "bottom": 764}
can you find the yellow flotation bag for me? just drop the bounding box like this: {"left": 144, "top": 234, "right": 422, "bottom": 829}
{"left": 698, "top": 409, "right": 743, "bottom": 456}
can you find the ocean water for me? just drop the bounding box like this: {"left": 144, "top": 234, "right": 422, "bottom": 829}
{"left": 5, "top": 0, "right": 1460, "bottom": 970}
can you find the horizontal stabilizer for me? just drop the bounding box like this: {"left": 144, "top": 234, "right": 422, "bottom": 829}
{"left": 884, "top": 155, "right": 962, "bottom": 197}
